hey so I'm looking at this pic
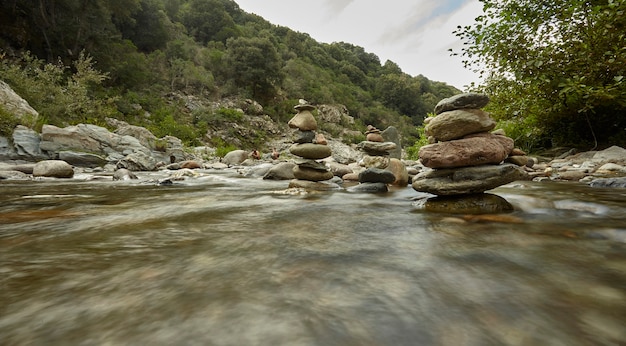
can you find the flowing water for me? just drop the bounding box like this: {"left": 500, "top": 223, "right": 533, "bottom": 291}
{"left": 1, "top": 170, "right": 625, "bottom": 345}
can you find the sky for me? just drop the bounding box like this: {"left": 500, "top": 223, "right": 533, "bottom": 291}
{"left": 234, "top": 0, "right": 485, "bottom": 90}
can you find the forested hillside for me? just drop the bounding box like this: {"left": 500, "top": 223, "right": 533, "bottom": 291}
{"left": 0, "top": 0, "right": 458, "bottom": 150}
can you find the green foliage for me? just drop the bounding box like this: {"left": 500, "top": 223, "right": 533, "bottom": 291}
{"left": 405, "top": 119, "right": 431, "bottom": 161}
{"left": 0, "top": 106, "right": 20, "bottom": 137}
{"left": 0, "top": 51, "right": 117, "bottom": 126}
{"left": 456, "top": 0, "right": 626, "bottom": 150}
{"left": 0, "top": 0, "right": 463, "bottom": 153}
{"left": 211, "top": 137, "right": 237, "bottom": 157}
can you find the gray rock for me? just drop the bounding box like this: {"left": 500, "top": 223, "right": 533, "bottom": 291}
{"left": 0, "top": 136, "right": 16, "bottom": 159}
{"left": 381, "top": 126, "right": 402, "bottom": 159}
{"left": 293, "top": 130, "right": 316, "bottom": 144}
{"left": 263, "top": 162, "right": 296, "bottom": 180}
{"left": 592, "top": 146, "right": 626, "bottom": 164}
{"left": 0, "top": 170, "right": 29, "bottom": 180}
{"left": 33, "top": 160, "right": 74, "bottom": 178}
{"left": 59, "top": 151, "right": 107, "bottom": 168}
{"left": 12, "top": 125, "right": 45, "bottom": 159}
{"left": 294, "top": 159, "right": 328, "bottom": 171}
{"left": 434, "top": 93, "right": 490, "bottom": 115}
{"left": 589, "top": 177, "right": 626, "bottom": 188}
{"left": 347, "top": 182, "right": 389, "bottom": 193}
{"left": 328, "top": 140, "right": 362, "bottom": 164}
{"left": 425, "top": 109, "right": 496, "bottom": 142}
{"left": 358, "top": 167, "right": 396, "bottom": 184}
{"left": 0, "top": 163, "right": 35, "bottom": 174}
{"left": 222, "top": 150, "right": 248, "bottom": 166}
{"left": 412, "top": 164, "right": 530, "bottom": 196}
{"left": 327, "top": 162, "right": 353, "bottom": 177}
{"left": 113, "top": 168, "right": 138, "bottom": 180}
{"left": 116, "top": 151, "right": 157, "bottom": 171}
{"left": 0, "top": 80, "right": 39, "bottom": 121}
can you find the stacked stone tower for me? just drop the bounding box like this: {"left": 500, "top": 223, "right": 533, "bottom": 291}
{"left": 412, "top": 93, "right": 529, "bottom": 196}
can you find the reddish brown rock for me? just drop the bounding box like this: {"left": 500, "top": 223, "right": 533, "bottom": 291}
{"left": 464, "top": 132, "right": 515, "bottom": 154}
{"left": 386, "top": 158, "right": 409, "bottom": 186}
{"left": 288, "top": 109, "right": 317, "bottom": 131}
{"left": 418, "top": 136, "right": 508, "bottom": 169}
{"left": 180, "top": 160, "right": 202, "bottom": 169}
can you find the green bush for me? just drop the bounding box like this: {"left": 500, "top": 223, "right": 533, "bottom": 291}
{"left": 0, "top": 106, "right": 19, "bottom": 137}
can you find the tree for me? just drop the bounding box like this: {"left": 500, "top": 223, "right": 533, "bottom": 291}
{"left": 223, "top": 36, "right": 283, "bottom": 100}
{"left": 455, "top": 0, "right": 626, "bottom": 149}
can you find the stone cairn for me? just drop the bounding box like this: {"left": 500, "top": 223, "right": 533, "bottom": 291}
{"left": 287, "top": 101, "right": 336, "bottom": 190}
{"left": 412, "top": 93, "right": 529, "bottom": 197}
{"left": 349, "top": 125, "right": 409, "bottom": 192}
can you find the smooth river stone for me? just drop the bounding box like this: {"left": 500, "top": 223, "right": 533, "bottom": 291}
{"left": 434, "top": 92, "right": 490, "bottom": 115}
{"left": 288, "top": 110, "right": 317, "bottom": 131}
{"left": 289, "top": 143, "right": 331, "bottom": 160}
{"left": 293, "top": 166, "right": 334, "bottom": 181}
{"left": 418, "top": 135, "right": 508, "bottom": 169}
{"left": 411, "top": 163, "right": 530, "bottom": 196}
{"left": 425, "top": 109, "right": 496, "bottom": 142}
{"left": 32, "top": 160, "right": 74, "bottom": 178}
{"left": 347, "top": 182, "right": 389, "bottom": 193}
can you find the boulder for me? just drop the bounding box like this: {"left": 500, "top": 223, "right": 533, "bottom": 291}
{"left": 425, "top": 109, "right": 496, "bottom": 142}
{"left": 116, "top": 151, "right": 157, "bottom": 171}
{"left": 222, "top": 150, "right": 248, "bottom": 166}
{"left": 263, "top": 162, "right": 296, "bottom": 180}
{"left": 289, "top": 143, "right": 331, "bottom": 160}
{"left": 381, "top": 126, "right": 402, "bottom": 159}
{"left": 33, "top": 160, "right": 74, "bottom": 178}
{"left": 0, "top": 80, "right": 39, "bottom": 120}
{"left": 59, "top": 151, "right": 107, "bottom": 168}
{"left": 434, "top": 93, "right": 490, "bottom": 115}
{"left": 418, "top": 135, "right": 509, "bottom": 169}
{"left": 412, "top": 164, "right": 530, "bottom": 196}
{"left": 12, "top": 125, "right": 45, "bottom": 159}
{"left": 113, "top": 168, "right": 138, "bottom": 180}
{"left": 589, "top": 177, "right": 626, "bottom": 188}
{"left": 592, "top": 146, "right": 626, "bottom": 164}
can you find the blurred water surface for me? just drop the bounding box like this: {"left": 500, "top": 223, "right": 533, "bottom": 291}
{"left": 1, "top": 171, "right": 625, "bottom": 345}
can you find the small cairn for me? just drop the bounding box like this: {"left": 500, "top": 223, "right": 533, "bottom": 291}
{"left": 349, "top": 125, "right": 409, "bottom": 192}
{"left": 287, "top": 100, "right": 337, "bottom": 190}
{"left": 412, "top": 93, "right": 529, "bottom": 198}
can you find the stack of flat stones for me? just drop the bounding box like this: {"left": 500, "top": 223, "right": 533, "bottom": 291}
{"left": 349, "top": 125, "right": 409, "bottom": 193}
{"left": 287, "top": 102, "right": 337, "bottom": 190}
{"left": 412, "top": 93, "right": 529, "bottom": 196}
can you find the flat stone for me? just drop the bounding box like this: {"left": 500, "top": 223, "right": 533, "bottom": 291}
{"left": 425, "top": 109, "right": 496, "bottom": 141}
{"left": 347, "top": 182, "right": 388, "bottom": 193}
{"left": 288, "top": 179, "right": 341, "bottom": 190}
{"left": 293, "top": 130, "right": 316, "bottom": 144}
{"left": 294, "top": 159, "right": 328, "bottom": 171}
{"left": 411, "top": 164, "right": 530, "bottom": 196}
{"left": 59, "top": 151, "right": 107, "bottom": 168}
{"left": 434, "top": 93, "right": 490, "bottom": 114}
{"left": 419, "top": 135, "right": 508, "bottom": 169}
{"left": 289, "top": 143, "right": 331, "bottom": 160}
{"left": 293, "top": 166, "right": 333, "bottom": 181}
{"left": 357, "top": 141, "right": 396, "bottom": 156}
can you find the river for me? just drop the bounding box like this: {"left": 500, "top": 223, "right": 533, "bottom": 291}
{"left": 1, "top": 169, "right": 625, "bottom": 345}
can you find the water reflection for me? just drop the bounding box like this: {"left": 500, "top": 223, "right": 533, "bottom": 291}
{"left": 0, "top": 177, "right": 625, "bottom": 345}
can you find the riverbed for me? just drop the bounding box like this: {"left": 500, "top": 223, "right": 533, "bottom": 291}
{"left": 1, "top": 170, "right": 625, "bottom": 345}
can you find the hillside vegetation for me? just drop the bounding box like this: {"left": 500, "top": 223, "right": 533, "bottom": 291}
{"left": 0, "top": 0, "right": 459, "bottom": 153}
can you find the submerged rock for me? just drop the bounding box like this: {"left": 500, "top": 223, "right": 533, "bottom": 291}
{"left": 414, "top": 193, "right": 514, "bottom": 214}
